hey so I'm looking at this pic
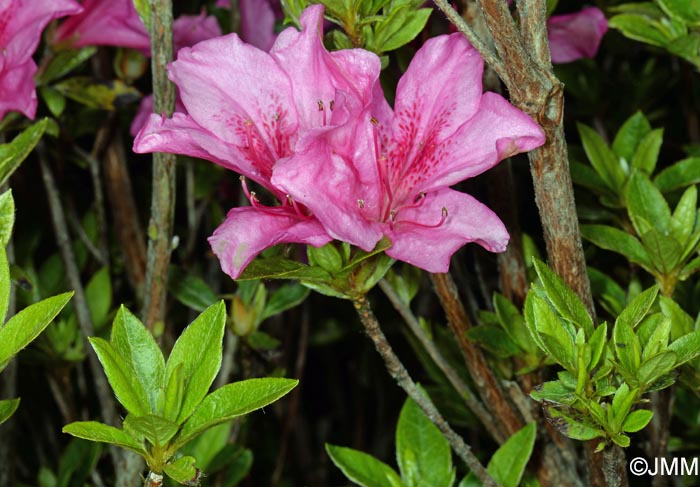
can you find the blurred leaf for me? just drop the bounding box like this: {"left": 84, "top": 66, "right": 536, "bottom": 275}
{"left": 656, "top": 0, "right": 700, "bottom": 25}
{"left": 654, "top": 157, "right": 700, "bottom": 192}
{"left": 53, "top": 77, "right": 140, "bottom": 110}
{"left": 132, "top": 0, "right": 151, "bottom": 30}
{"left": 85, "top": 267, "right": 112, "bottom": 330}
{"left": 326, "top": 444, "right": 405, "bottom": 487}
{"left": 39, "top": 86, "right": 67, "bottom": 118}
{"left": 40, "top": 47, "right": 97, "bottom": 84}
{"left": 396, "top": 397, "right": 454, "bottom": 487}
{"left": 0, "top": 118, "right": 48, "bottom": 187}
{"left": 261, "top": 283, "right": 309, "bottom": 320}
{"left": 487, "top": 423, "right": 536, "bottom": 487}
{"left": 627, "top": 171, "right": 672, "bottom": 235}
{"left": 175, "top": 378, "right": 298, "bottom": 448}
{"left": 0, "top": 398, "right": 19, "bottom": 425}
{"left": 667, "top": 33, "right": 700, "bottom": 67}
{"left": 168, "top": 266, "right": 218, "bottom": 312}
{"left": 0, "top": 189, "right": 14, "bottom": 247}
{"left": 609, "top": 13, "right": 674, "bottom": 47}
{"left": 578, "top": 123, "right": 625, "bottom": 193}
{"left": 612, "top": 111, "right": 652, "bottom": 163}
{"left": 247, "top": 331, "right": 281, "bottom": 351}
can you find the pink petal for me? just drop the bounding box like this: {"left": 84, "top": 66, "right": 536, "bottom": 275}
{"left": 208, "top": 206, "right": 332, "bottom": 279}
{"left": 548, "top": 7, "right": 608, "bottom": 63}
{"left": 386, "top": 189, "right": 509, "bottom": 273}
{"left": 0, "top": 59, "right": 37, "bottom": 120}
{"left": 168, "top": 33, "right": 298, "bottom": 179}
{"left": 53, "top": 0, "right": 150, "bottom": 53}
{"left": 133, "top": 112, "right": 277, "bottom": 192}
{"left": 215, "top": 0, "right": 229, "bottom": 7}
{"left": 271, "top": 4, "right": 380, "bottom": 130}
{"left": 173, "top": 12, "right": 222, "bottom": 52}
{"left": 273, "top": 123, "right": 384, "bottom": 251}
{"left": 240, "top": 0, "right": 277, "bottom": 51}
{"left": 129, "top": 94, "right": 187, "bottom": 137}
{"left": 419, "top": 92, "right": 545, "bottom": 192}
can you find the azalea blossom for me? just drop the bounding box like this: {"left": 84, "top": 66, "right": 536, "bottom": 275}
{"left": 54, "top": 0, "right": 220, "bottom": 55}
{"left": 0, "top": 0, "right": 82, "bottom": 120}
{"left": 548, "top": 7, "right": 608, "bottom": 63}
{"left": 272, "top": 33, "right": 546, "bottom": 273}
{"left": 133, "top": 5, "right": 382, "bottom": 278}
{"left": 217, "top": 0, "right": 279, "bottom": 51}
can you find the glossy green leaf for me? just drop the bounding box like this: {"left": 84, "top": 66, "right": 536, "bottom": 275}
{"left": 0, "top": 119, "right": 48, "bottom": 187}
{"left": 62, "top": 421, "right": 146, "bottom": 455}
{"left": 671, "top": 186, "right": 697, "bottom": 245}
{"left": 308, "top": 243, "right": 344, "bottom": 273}
{"left": 612, "top": 111, "right": 652, "bottom": 163}
{"left": 657, "top": 0, "right": 700, "bottom": 25}
{"left": 529, "top": 294, "right": 575, "bottom": 370}
{"left": 168, "top": 266, "right": 218, "bottom": 312}
{"left": 580, "top": 225, "right": 653, "bottom": 271}
{"left": 163, "top": 456, "right": 199, "bottom": 485}
{"left": 627, "top": 171, "right": 672, "bottom": 234}
{"left": 668, "top": 331, "right": 700, "bottom": 365}
{"left": 589, "top": 322, "right": 608, "bottom": 371}
{"left": 622, "top": 409, "right": 654, "bottom": 433}
{"left": 642, "top": 315, "right": 672, "bottom": 360}
{"left": 654, "top": 157, "right": 700, "bottom": 192}
{"left": 176, "top": 378, "right": 298, "bottom": 448}
{"left": 123, "top": 414, "right": 178, "bottom": 446}
{"left": 0, "top": 292, "right": 73, "bottom": 371}
{"left": 261, "top": 283, "right": 310, "bottom": 321}
{"left": 659, "top": 295, "right": 694, "bottom": 337}
{"left": 237, "top": 256, "right": 330, "bottom": 282}
{"left": 89, "top": 337, "right": 150, "bottom": 415}
{"left": 165, "top": 301, "right": 226, "bottom": 424}
{"left": 544, "top": 406, "right": 604, "bottom": 440}
{"left": 53, "top": 77, "right": 140, "bottom": 110}
{"left": 667, "top": 33, "right": 700, "bottom": 67}
{"left": 616, "top": 285, "right": 658, "bottom": 330}
{"left": 613, "top": 321, "right": 642, "bottom": 375}
{"left": 326, "top": 444, "right": 405, "bottom": 487}
{"left": 0, "top": 398, "right": 19, "bottom": 425}
{"left": 609, "top": 13, "right": 673, "bottom": 47}
{"left": 487, "top": 423, "right": 536, "bottom": 487}
{"left": 39, "top": 47, "right": 98, "bottom": 84}
{"left": 111, "top": 306, "right": 165, "bottom": 413}
{"left": 532, "top": 258, "right": 593, "bottom": 335}
{"left": 162, "top": 362, "right": 184, "bottom": 423}
{"left": 640, "top": 229, "right": 683, "bottom": 272}
{"left": 494, "top": 293, "right": 536, "bottom": 354}
{"left": 638, "top": 351, "right": 677, "bottom": 386}
{"left": 530, "top": 381, "right": 575, "bottom": 405}
{"left": 85, "top": 267, "right": 112, "bottom": 329}
{"left": 0, "top": 189, "right": 14, "bottom": 247}
{"left": 374, "top": 7, "right": 432, "bottom": 52}
{"left": 631, "top": 128, "right": 663, "bottom": 173}
{"left": 578, "top": 123, "right": 626, "bottom": 192}
{"left": 396, "top": 397, "right": 454, "bottom": 487}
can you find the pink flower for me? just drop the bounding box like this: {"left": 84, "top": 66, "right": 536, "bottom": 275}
{"left": 547, "top": 7, "right": 607, "bottom": 63}
{"left": 54, "top": 0, "right": 221, "bottom": 55}
{"left": 272, "top": 34, "right": 546, "bottom": 273}
{"left": 133, "top": 5, "right": 382, "bottom": 279}
{"left": 0, "top": 0, "right": 82, "bottom": 120}
{"left": 217, "top": 0, "right": 279, "bottom": 51}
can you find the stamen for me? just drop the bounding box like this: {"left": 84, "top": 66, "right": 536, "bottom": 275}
{"left": 240, "top": 175, "right": 253, "bottom": 200}
{"left": 286, "top": 194, "right": 305, "bottom": 217}
{"left": 391, "top": 206, "right": 449, "bottom": 229}
{"left": 317, "top": 100, "right": 324, "bottom": 111}
{"left": 329, "top": 100, "right": 335, "bottom": 111}
{"left": 358, "top": 199, "right": 365, "bottom": 209}
{"left": 370, "top": 116, "right": 378, "bottom": 126}
{"left": 318, "top": 100, "right": 326, "bottom": 125}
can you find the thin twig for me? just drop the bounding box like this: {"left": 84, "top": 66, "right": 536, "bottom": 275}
{"left": 37, "top": 143, "right": 120, "bottom": 463}
{"left": 378, "top": 279, "right": 504, "bottom": 443}
{"left": 353, "top": 295, "right": 500, "bottom": 487}
{"left": 74, "top": 146, "right": 110, "bottom": 267}
{"left": 431, "top": 273, "right": 524, "bottom": 437}
{"left": 66, "top": 200, "right": 107, "bottom": 266}
{"left": 142, "top": 0, "right": 177, "bottom": 330}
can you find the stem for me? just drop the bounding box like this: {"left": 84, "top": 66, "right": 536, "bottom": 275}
{"left": 144, "top": 471, "right": 163, "bottom": 487}
{"left": 75, "top": 146, "right": 110, "bottom": 266}
{"left": 431, "top": 273, "right": 524, "bottom": 437}
{"left": 353, "top": 295, "right": 499, "bottom": 487}
{"left": 142, "top": 0, "right": 177, "bottom": 330}
{"left": 378, "top": 279, "right": 505, "bottom": 444}
{"left": 38, "top": 143, "right": 120, "bottom": 464}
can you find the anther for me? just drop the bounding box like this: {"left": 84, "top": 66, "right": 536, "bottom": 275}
{"left": 329, "top": 100, "right": 335, "bottom": 111}
{"left": 286, "top": 194, "right": 305, "bottom": 217}
{"left": 358, "top": 199, "right": 365, "bottom": 209}
{"left": 370, "top": 117, "right": 378, "bottom": 126}
{"left": 317, "top": 100, "right": 324, "bottom": 111}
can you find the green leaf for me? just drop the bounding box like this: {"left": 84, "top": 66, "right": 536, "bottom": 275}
{"left": 53, "top": 77, "right": 140, "bottom": 110}
{"left": 62, "top": 421, "right": 146, "bottom": 455}
{"left": 308, "top": 243, "right": 344, "bottom": 273}
{"left": 0, "top": 292, "right": 73, "bottom": 371}
{"left": 668, "top": 331, "right": 700, "bottom": 365}
{"left": 326, "top": 444, "right": 405, "bottom": 487}
{"left": 165, "top": 301, "right": 226, "bottom": 424}
{"left": 89, "top": 337, "right": 150, "bottom": 416}
{"left": 111, "top": 306, "right": 165, "bottom": 413}
{"left": 39, "top": 47, "right": 98, "bottom": 84}
{"left": 589, "top": 323, "right": 608, "bottom": 371}
{"left": 609, "top": 13, "right": 674, "bottom": 47}
{"left": 132, "top": 0, "right": 150, "bottom": 30}
{"left": 530, "top": 381, "right": 575, "bottom": 405}
{"left": 580, "top": 225, "right": 653, "bottom": 271}
{"left": 642, "top": 315, "right": 672, "bottom": 360}
{"left": 528, "top": 294, "right": 576, "bottom": 370}
{"left": 611, "top": 434, "right": 631, "bottom": 447}
{"left": 627, "top": 171, "right": 672, "bottom": 234}
{"left": 667, "top": 33, "right": 700, "bottom": 67}
{"left": 168, "top": 266, "right": 218, "bottom": 312}
{"left": 0, "top": 247, "right": 9, "bottom": 326}
{"left": 162, "top": 363, "right": 185, "bottom": 423}
{"left": 622, "top": 409, "right": 653, "bottom": 433}
{"left": 39, "top": 86, "right": 66, "bottom": 117}
{"left": 396, "top": 397, "right": 454, "bottom": 487}
{"left": 494, "top": 293, "right": 536, "bottom": 354}
{"left": 638, "top": 351, "right": 677, "bottom": 385}
{"left": 163, "top": 456, "right": 200, "bottom": 485}
{"left": 616, "top": 285, "right": 659, "bottom": 330}
{"left": 466, "top": 325, "right": 521, "bottom": 358}
{"left": 176, "top": 378, "right": 298, "bottom": 448}
{"left": 639, "top": 229, "right": 683, "bottom": 273}
{"left": 0, "top": 119, "right": 48, "bottom": 187}
{"left": 532, "top": 258, "right": 593, "bottom": 335}
{"left": 0, "top": 398, "right": 19, "bottom": 425}
{"left": 237, "top": 256, "right": 331, "bottom": 282}
{"left": 612, "top": 111, "right": 652, "bottom": 163}
{"left": 0, "top": 189, "right": 14, "bottom": 246}
{"left": 631, "top": 128, "right": 663, "bottom": 174}
{"left": 85, "top": 267, "right": 112, "bottom": 329}
{"left": 374, "top": 7, "right": 432, "bottom": 52}
{"left": 659, "top": 295, "right": 694, "bottom": 337}
{"left": 261, "top": 283, "right": 309, "bottom": 321}
{"left": 671, "top": 186, "right": 697, "bottom": 245}
{"left": 613, "top": 321, "right": 642, "bottom": 375}
{"left": 544, "top": 406, "right": 604, "bottom": 440}
{"left": 487, "top": 423, "right": 536, "bottom": 487}
{"left": 123, "top": 414, "right": 178, "bottom": 446}
{"left": 657, "top": 0, "right": 700, "bottom": 25}
{"left": 654, "top": 157, "right": 700, "bottom": 192}
{"left": 578, "top": 123, "right": 626, "bottom": 192}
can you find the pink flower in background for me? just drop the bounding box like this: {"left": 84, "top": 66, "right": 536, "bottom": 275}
{"left": 217, "top": 0, "right": 279, "bottom": 51}
{"left": 548, "top": 7, "right": 608, "bottom": 63}
{"left": 0, "top": 0, "right": 82, "bottom": 120}
{"left": 54, "top": 0, "right": 221, "bottom": 55}
{"left": 133, "top": 5, "right": 382, "bottom": 278}
{"left": 273, "top": 34, "right": 546, "bottom": 273}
